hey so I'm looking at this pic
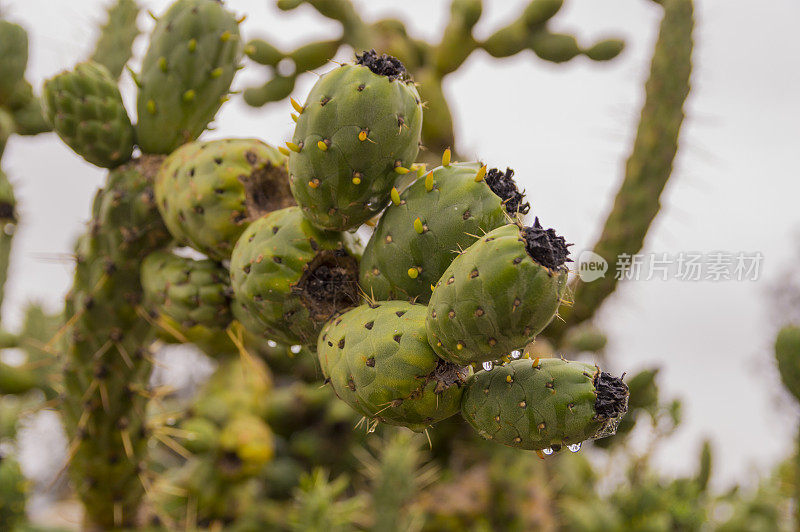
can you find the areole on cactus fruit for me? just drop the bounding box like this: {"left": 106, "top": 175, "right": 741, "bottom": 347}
{"left": 288, "top": 50, "right": 422, "bottom": 230}
{"left": 426, "top": 219, "right": 570, "bottom": 365}
{"left": 317, "top": 301, "right": 468, "bottom": 432}
{"left": 359, "top": 161, "right": 529, "bottom": 303}
{"left": 461, "top": 358, "right": 628, "bottom": 451}
{"left": 155, "top": 138, "right": 293, "bottom": 261}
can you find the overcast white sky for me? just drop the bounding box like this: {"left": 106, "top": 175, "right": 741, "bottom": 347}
{"left": 2, "top": 0, "right": 799, "bottom": 488}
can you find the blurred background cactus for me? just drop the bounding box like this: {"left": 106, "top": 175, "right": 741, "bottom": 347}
{"left": 0, "top": 0, "right": 798, "bottom": 530}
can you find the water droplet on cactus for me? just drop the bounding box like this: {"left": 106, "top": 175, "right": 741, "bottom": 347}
{"left": 366, "top": 196, "right": 383, "bottom": 210}
{"left": 542, "top": 447, "right": 554, "bottom": 455}
{"left": 482, "top": 361, "right": 493, "bottom": 371}
{"left": 267, "top": 340, "right": 277, "bottom": 348}
{"left": 511, "top": 350, "right": 521, "bottom": 359}
{"left": 290, "top": 345, "right": 302, "bottom": 354}
{"left": 568, "top": 443, "right": 582, "bottom": 453}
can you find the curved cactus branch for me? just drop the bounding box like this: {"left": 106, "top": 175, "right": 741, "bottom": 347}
{"left": 547, "top": 0, "right": 694, "bottom": 342}
{"left": 245, "top": 0, "right": 624, "bottom": 157}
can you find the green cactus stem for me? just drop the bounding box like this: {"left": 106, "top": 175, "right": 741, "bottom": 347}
{"left": 62, "top": 155, "right": 171, "bottom": 529}
{"left": 90, "top": 0, "right": 141, "bottom": 80}
{"left": 548, "top": 0, "right": 694, "bottom": 341}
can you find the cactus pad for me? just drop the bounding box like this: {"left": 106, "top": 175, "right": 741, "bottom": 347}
{"left": 318, "top": 301, "right": 468, "bottom": 431}
{"left": 360, "top": 162, "right": 529, "bottom": 303}
{"left": 155, "top": 138, "right": 293, "bottom": 260}
{"left": 427, "top": 220, "right": 570, "bottom": 364}
{"left": 230, "top": 206, "right": 360, "bottom": 346}
{"left": 44, "top": 62, "right": 135, "bottom": 168}
{"left": 461, "top": 358, "right": 628, "bottom": 451}
{"left": 136, "top": 0, "right": 242, "bottom": 154}
{"left": 289, "top": 50, "right": 422, "bottom": 230}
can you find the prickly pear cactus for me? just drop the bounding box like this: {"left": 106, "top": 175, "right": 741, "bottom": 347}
{"left": 360, "top": 160, "right": 529, "bottom": 303}
{"left": 136, "top": 0, "right": 243, "bottom": 154}
{"left": 288, "top": 50, "right": 422, "bottom": 230}
{"left": 0, "top": 21, "right": 28, "bottom": 103}
{"left": 155, "top": 138, "right": 293, "bottom": 260}
{"left": 0, "top": 455, "right": 27, "bottom": 529}
{"left": 230, "top": 206, "right": 360, "bottom": 346}
{"left": 317, "top": 301, "right": 468, "bottom": 432}
{"left": 426, "top": 220, "right": 570, "bottom": 365}
{"left": 776, "top": 324, "right": 800, "bottom": 403}
{"left": 141, "top": 250, "right": 232, "bottom": 331}
{"left": 461, "top": 358, "right": 628, "bottom": 451}
{"left": 43, "top": 61, "right": 135, "bottom": 168}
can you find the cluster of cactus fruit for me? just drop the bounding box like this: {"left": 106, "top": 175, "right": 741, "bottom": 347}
{"left": 0, "top": 0, "right": 717, "bottom": 528}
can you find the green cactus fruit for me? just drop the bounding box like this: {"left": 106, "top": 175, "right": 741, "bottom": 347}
{"left": 155, "top": 138, "right": 293, "bottom": 260}
{"left": 0, "top": 21, "right": 28, "bottom": 104}
{"left": 461, "top": 358, "right": 628, "bottom": 451}
{"left": 427, "top": 220, "right": 570, "bottom": 365}
{"left": 180, "top": 416, "right": 220, "bottom": 454}
{"left": 317, "top": 301, "right": 468, "bottom": 432}
{"left": 218, "top": 414, "right": 275, "bottom": 478}
{"left": 360, "top": 163, "right": 530, "bottom": 303}
{"left": 776, "top": 324, "right": 800, "bottom": 403}
{"left": 90, "top": 0, "right": 141, "bottom": 80}
{"left": 289, "top": 50, "right": 422, "bottom": 230}
{"left": 136, "top": 0, "right": 243, "bottom": 154}
{"left": 529, "top": 33, "right": 581, "bottom": 63}
{"left": 141, "top": 250, "right": 232, "bottom": 331}
{"left": 44, "top": 61, "right": 135, "bottom": 168}
{"left": 230, "top": 206, "right": 360, "bottom": 347}
{"left": 0, "top": 455, "right": 27, "bottom": 529}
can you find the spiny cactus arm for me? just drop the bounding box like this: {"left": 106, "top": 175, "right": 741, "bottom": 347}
{"left": 90, "top": 0, "right": 141, "bottom": 80}
{"left": 62, "top": 158, "right": 171, "bottom": 529}
{"left": 548, "top": 0, "right": 693, "bottom": 341}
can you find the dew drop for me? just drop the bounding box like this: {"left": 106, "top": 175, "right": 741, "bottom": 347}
{"left": 290, "top": 345, "right": 302, "bottom": 354}
{"left": 366, "top": 196, "right": 383, "bottom": 210}
{"left": 267, "top": 340, "right": 277, "bottom": 348}
{"left": 542, "top": 447, "right": 554, "bottom": 455}
{"left": 511, "top": 350, "right": 521, "bottom": 359}
{"left": 568, "top": 443, "right": 582, "bottom": 453}
{"left": 482, "top": 361, "right": 493, "bottom": 371}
